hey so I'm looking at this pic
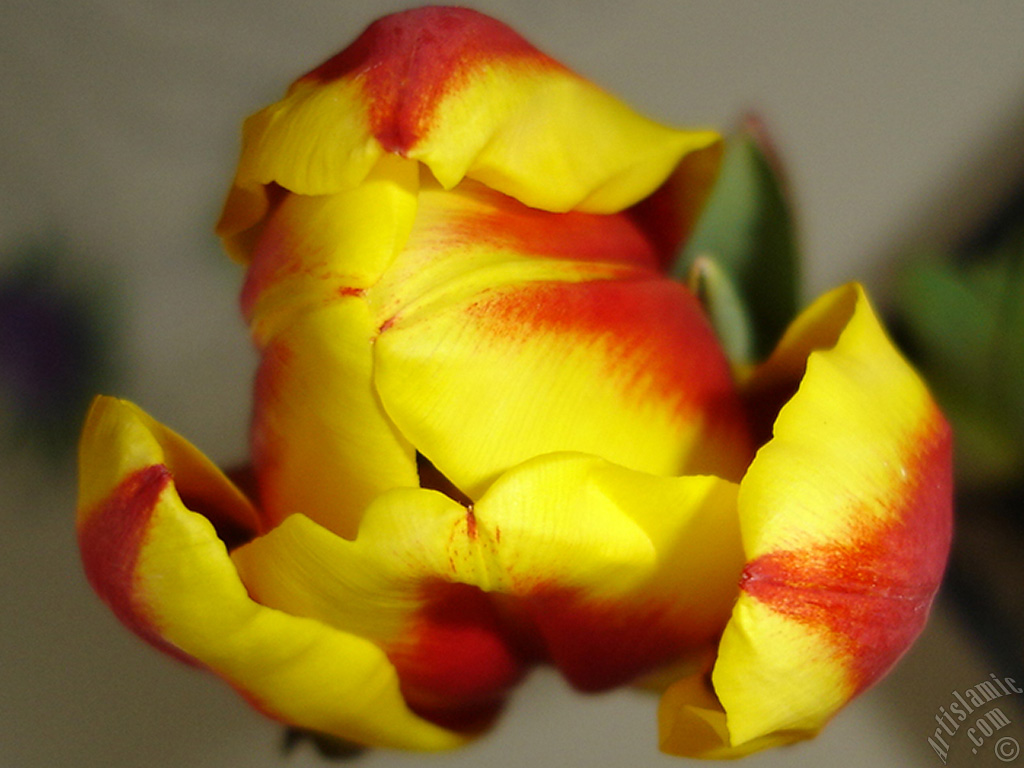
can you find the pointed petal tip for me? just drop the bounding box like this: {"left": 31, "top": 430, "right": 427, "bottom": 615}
{"left": 77, "top": 398, "right": 470, "bottom": 751}
{"left": 217, "top": 7, "right": 722, "bottom": 257}
{"left": 666, "top": 283, "right": 952, "bottom": 754}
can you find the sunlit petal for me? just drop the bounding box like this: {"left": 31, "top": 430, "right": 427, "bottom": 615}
{"left": 659, "top": 285, "right": 953, "bottom": 757}
{"left": 251, "top": 296, "right": 418, "bottom": 538}
{"left": 77, "top": 397, "right": 463, "bottom": 749}
{"left": 216, "top": 6, "right": 720, "bottom": 262}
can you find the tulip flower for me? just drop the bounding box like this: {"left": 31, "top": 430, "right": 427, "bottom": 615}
{"left": 76, "top": 6, "right": 953, "bottom": 758}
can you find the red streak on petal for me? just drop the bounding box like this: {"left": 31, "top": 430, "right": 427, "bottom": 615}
{"left": 388, "top": 582, "right": 527, "bottom": 731}
{"left": 240, "top": 206, "right": 306, "bottom": 326}
{"left": 740, "top": 410, "right": 954, "bottom": 693}
{"left": 436, "top": 184, "right": 660, "bottom": 269}
{"left": 302, "top": 7, "right": 561, "bottom": 155}
{"left": 521, "top": 592, "right": 712, "bottom": 692}
{"left": 241, "top": 201, "right": 369, "bottom": 330}
{"left": 78, "top": 466, "right": 198, "bottom": 666}
{"left": 468, "top": 277, "right": 751, "bottom": 466}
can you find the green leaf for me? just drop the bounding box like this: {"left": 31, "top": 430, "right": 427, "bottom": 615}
{"left": 687, "top": 256, "right": 753, "bottom": 364}
{"left": 898, "top": 260, "right": 995, "bottom": 394}
{"left": 896, "top": 234, "right": 1024, "bottom": 490}
{"left": 977, "top": 240, "right": 1024, "bottom": 428}
{"left": 674, "top": 119, "right": 799, "bottom": 360}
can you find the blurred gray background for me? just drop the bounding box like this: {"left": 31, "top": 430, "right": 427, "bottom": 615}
{"left": 3, "top": 2, "right": 1024, "bottom": 767}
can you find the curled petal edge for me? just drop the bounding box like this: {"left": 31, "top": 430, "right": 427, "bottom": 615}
{"left": 76, "top": 396, "right": 468, "bottom": 751}
{"left": 233, "top": 450, "right": 744, "bottom": 701}
{"left": 215, "top": 7, "right": 720, "bottom": 261}
{"left": 659, "top": 284, "right": 953, "bottom": 757}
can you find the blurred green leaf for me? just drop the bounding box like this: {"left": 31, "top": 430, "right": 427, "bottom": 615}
{"left": 899, "top": 260, "right": 994, "bottom": 395}
{"left": 897, "top": 232, "right": 1024, "bottom": 490}
{"left": 675, "top": 118, "right": 799, "bottom": 361}
{"left": 944, "top": 397, "right": 1023, "bottom": 490}
{"left": 687, "top": 256, "right": 753, "bottom": 364}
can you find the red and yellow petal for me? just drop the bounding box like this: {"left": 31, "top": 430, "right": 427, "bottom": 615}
{"left": 241, "top": 153, "right": 419, "bottom": 344}
{"left": 375, "top": 271, "right": 751, "bottom": 498}
{"left": 368, "top": 177, "right": 751, "bottom": 498}
{"left": 241, "top": 155, "right": 421, "bottom": 537}
{"left": 476, "top": 453, "right": 744, "bottom": 692}
{"left": 231, "top": 489, "right": 527, "bottom": 732}
{"left": 369, "top": 177, "right": 664, "bottom": 315}
{"left": 77, "top": 397, "right": 464, "bottom": 750}
{"left": 216, "top": 6, "right": 720, "bottom": 260}
{"left": 77, "top": 397, "right": 261, "bottom": 546}
{"left": 659, "top": 284, "right": 953, "bottom": 757}
{"left": 252, "top": 296, "right": 419, "bottom": 538}
{"left": 233, "top": 451, "right": 743, "bottom": 721}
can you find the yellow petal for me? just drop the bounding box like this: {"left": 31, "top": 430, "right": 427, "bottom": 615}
{"left": 477, "top": 453, "right": 743, "bottom": 692}
{"left": 429, "top": 66, "right": 718, "bottom": 215}
{"left": 659, "top": 284, "right": 953, "bottom": 757}
{"left": 366, "top": 176, "right": 665, "bottom": 325}
{"left": 375, "top": 272, "right": 750, "bottom": 497}
{"left": 216, "top": 6, "right": 720, "bottom": 259}
{"left": 251, "top": 295, "right": 418, "bottom": 538}
{"left": 370, "top": 179, "right": 750, "bottom": 498}
{"left": 77, "top": 397, "right": 463, "bottom": 750}
{"left": 242, "top": 153, "right": 418, "bottom": 337}
{"left": 231, "top": 489, "right": 526, "bottom": 732}
{"left": 234, "top": 451, "right": 742, "bottom": 705}
{"left": 658, "top": 674, "right": 793, "bottom": 759}
{"left": 77, "top": 396, "right": 260, "bottom": 539}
